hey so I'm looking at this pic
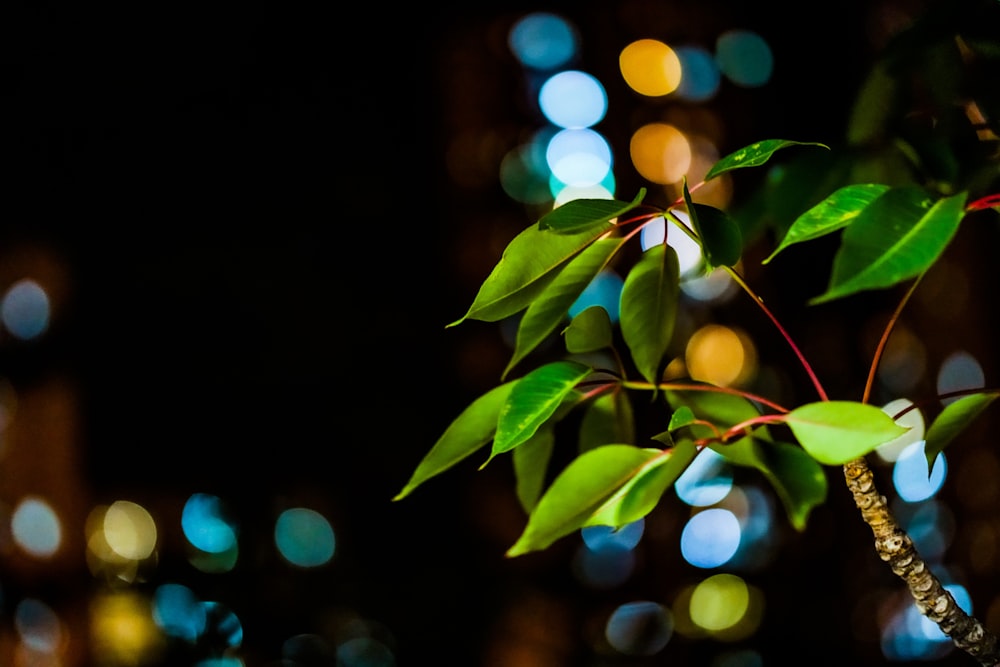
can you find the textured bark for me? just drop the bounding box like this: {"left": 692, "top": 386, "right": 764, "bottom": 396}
{"left": 843, "top": 457, "right": 1000, "bottom": 666}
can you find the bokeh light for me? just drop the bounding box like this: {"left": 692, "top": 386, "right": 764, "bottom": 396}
{"left": 937, "top": 350, "right": 985, "bottom": 404}
{"left": 508, "top": 12, "right": 579, "bottom": 71}
{"left": 639, "top": 212, "right": 704, "bottom": 277}
{"left": 619, "top": 39, "right": 682, "bottom": 97}
{"left": 15, "top": 598, "right": 62, "bottom": 653}
{"left": 104, "top": 500, "right": 157, "bottom": 561}
{"left": 1, "top": 278, "right": 51, "bottom": 340}
{"left": 604, "top": 600, "right": 673, "bottom": 656}
{"left": 876, "top": 398, "right": 926, "bottom": 463}
{"left": 680, "top": 507, "right": 741, "bottom": 568}
{"left": 182, "top": 493, "right": 238, "bottom": 554}
{"left": 675, "top": 45, "right": 722, "bottom": 102}
{"left": 152, "top": 583, "right": 207, "bottom": 643}
{"left": 546, "top": 127, "right": 613, "bottom": 188}
{"left": 90, "top": 590, "right": 164, "bottom": 665}
{"left": 715, "top": 30, "right": 773, "bottom": 87}
{"left": 675, "top": 448, "right": 733, "bottom": 507}
{"left": 568, "top": 270, "right": 623, "bottom": 323}
{"left": 685, "top": 324, "right": 757, "bottom": 387}
{"left": 629, "top": 123, "right": 691, "bottom": 184}
{"left": 274, "top": 507, "right": 336, "bottom": 568}
{"left": 688, "top": 573, "right": 749, "bottom": 631}
{"left": 538, "top": 70, "right": 607, "bottom": 129}
{"left": 499, "top": 141, "right": 554, "bottom": 206}
{"left": 892, "top": 441, "right": 946, "bottom": 502}
{"left": 11, "top": 496, "right": 62, "bottom": 558}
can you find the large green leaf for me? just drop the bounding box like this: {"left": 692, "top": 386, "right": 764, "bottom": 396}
{"left": 503, "top": 236, "right": 627, "bottom": 379}
{"left": 620, "top": 244, "right": 680, "bottom": 385}
{"left": 448, "top": 220, "right": 616, "bottom": 326}
{"left": 704, "top": 139, "right": 829, "bottom": 181}
{"left": 537, "top": 189, "right": 647, "bottom": 233}
{"left": 710, "top": 438, "right": 827, "bottom": 531}
{"left": 579, "top": 390, "right": 635, "bottom": 453}
{"left": 924, "top": 392, "right": 999, "bottom": 473}
{"left": 513, "top": 424, "right": 556, "bottom": 513}
{"left": 762, "top": 183, "right": 890, "bottom": 264}
{"left": 810, "top": 188, "right": 968, "bottom": 304}
{"left": 506, "top": 444, "right": 661, "bottom": 557}
{"left": 563, "top": 305, "right": 613, "bottom": 354}
{"left": 489, "top": 360, "right": 592, "bottom": 462}
{"left": 586, "top": 439, "right": 698, "bottom": 528}
{"left": 394, "top": 382, "right": 515, "bottom": 500}
{"left": 784, "top": 401, "right": 909, "bottom": 465}
{"left": 683, "top": 180, "right": 742, "bottom": 268}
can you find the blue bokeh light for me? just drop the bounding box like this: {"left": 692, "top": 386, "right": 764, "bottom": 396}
{"left": 680, "top": 507, "right": 741, "bottom": 568}
{"left": 605, "top": 601, "right": 673, "bottom": 656}
{"left": 508, "top": 12, "right": 579, "bottom": 71}
{"left": 538, "top": 70, "right": 607, "bottom": 129}
{"left": 568, "top": 270, "right": 623, "bottom": 323}
{"left": 892, "top": 441, "right": 946, "bottom": 502}
{"left": 275, "top": 507, "right": 336, "bottom": 568}
{"left": 181, "top": 493, "right": 238, "bottom": 554}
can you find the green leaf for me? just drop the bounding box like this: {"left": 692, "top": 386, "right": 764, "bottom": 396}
{"left": 784, "top": 401, "right": 909, "bottom": 465}
{"left": 513, "top": 424, "right": 556, "bottom": 513}
{"left": 665, "top": 386, "right": 763, "bottom": 440}
{"left": 538, "top": 189, "right": 647, "bottom": 233}
{"left": 506, "top": 444, "right": 660, "bottom": 556}
{"left": 711, "top": 438, "right": 827, "bottom": 531}
{"left": 503, "top": 236, "right": 626, "bottom": 378}
{"left": 704, "top": 139, "right": 829, "bottom": 181}
{"left": 394, "top": 382, "right": 515, "bottom": 500}
{"left": 448, "top": 219, "right": 617, "bottom": 326}
{"left": 683, "top": 182, "right": 742, "bottom": 268}
{"left": 762, "top": 183, "right": 890, "bottom": 264}
{"left": 924, "top": 392, "right": 999, "bottom": 472}
{"left": 620, "top": 244, "right": 680, "bottom": 385}
{"left": 564, "top": 305, "right": 613, "bottom": 354}
{"left": 668, "top": 406, "right": 697, "bottom": 430}
{"left": 579, "top": 390, "right": 635, "bottom": 453}
{"left": 586, "top": 439, "right": 698, "bottom": 527}
{"left": 489, "top": 360, "right": 592, "bottom": 463}
{"left": 810, "top": 188, "right": 968, "bottom": 305}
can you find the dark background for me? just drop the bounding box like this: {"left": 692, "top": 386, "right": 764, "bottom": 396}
{"left": 0, "top": 1, "right": 998, "bottom": 665}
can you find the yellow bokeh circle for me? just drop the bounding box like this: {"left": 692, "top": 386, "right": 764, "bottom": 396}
{"left": 620, "top": 39, "right": 682, "bottom": 96}
{"left": 629, "top": 123, "right": 691, "bottom": 185}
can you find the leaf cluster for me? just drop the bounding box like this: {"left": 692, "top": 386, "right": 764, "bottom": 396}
{"left": 398, "top": 139, "right": 998, "bottom": 557}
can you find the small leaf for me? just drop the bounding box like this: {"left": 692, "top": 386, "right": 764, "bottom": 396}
{"left": 579, "top": 390, "right": 635, "bottom": 453}
{"left": 394, "top": 382, "right": 515, "bottom": 500}
{"left": 619, "top": 244, "right": 680, "bottom": 385}
{"left": 810, "top": 188, "right": 967, "bottom": 305}
{"left": 683, "top": 181, "right": 742, "bottom": 268}
{"left": 513, "top": 425, "right": 556, "bottom": 513}
{"left": 668, "top": 406, "right": 697, "bottom": 430}
{"left": 538, "top": 189, "right": 647, "bottom": 233}
{"left": 587, "top": 439, "right": 698, "bottom": 527}
{"left": 762, "top": 183, "right": 890, "bottom": 264}
{"left": 506, "top": 444, "right": 660, "bottom": 557}
{"left": 564, "top": 306, "right": 613, "bottom": 354}
{"left": 448, "top": 220, "right": 616, "bottom": 326}
{"left": 489, "top": 360, "right": 592, "bottom": 462}
{"left": 504, "top": 236, "right": 626, "bottom": 378}
{"left": 785, "top": 401, "right": 909, "bottom": 465}
{"left": 924, "top": 392, "right": 999, "bottom": 472}
{"left": 704, "top": 139, "right": 829, "bottom": 181}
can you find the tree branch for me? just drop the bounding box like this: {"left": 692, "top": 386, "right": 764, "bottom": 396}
{"left": 843, "top": 457, "right": 1000, "bottom": 665}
